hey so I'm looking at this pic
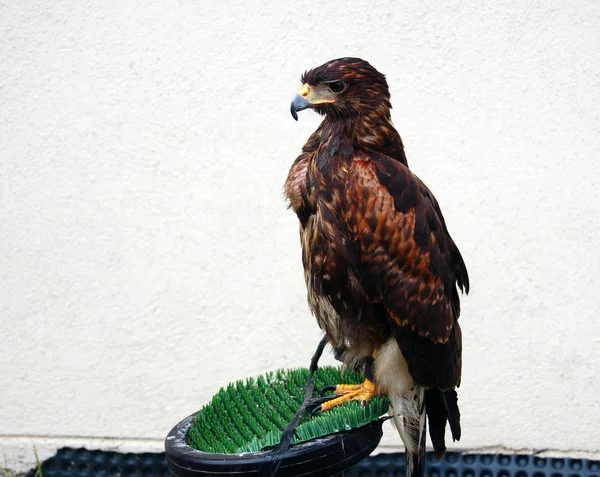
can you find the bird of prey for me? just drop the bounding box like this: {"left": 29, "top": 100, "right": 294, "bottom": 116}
{"left": 285, "top": 58, "right": 469, "bottom": 477}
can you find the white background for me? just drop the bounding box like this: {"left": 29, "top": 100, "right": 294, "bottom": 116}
{"left": 2, "top": 0, "right": 599, "bottom": 472}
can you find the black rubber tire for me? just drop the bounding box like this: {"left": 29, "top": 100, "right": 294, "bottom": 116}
{"left": 165, "top": 411, "right": 384, "bottom": 477}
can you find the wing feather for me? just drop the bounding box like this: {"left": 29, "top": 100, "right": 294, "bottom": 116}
{"left": 343, "top": 151, "right": 469, "bottom": 389}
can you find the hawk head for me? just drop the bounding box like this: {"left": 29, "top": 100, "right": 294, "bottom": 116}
{"left": 290, "top": 57, "right": 391, "bottom": 121}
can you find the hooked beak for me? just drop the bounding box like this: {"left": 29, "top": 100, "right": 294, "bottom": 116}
{"left": 290, "top": 93, "right": 310, "bottom": 121}
{"left": 290, "top": 83, "right": 335, "bottom": 120}
{"left": 290, "top": 84, "right": 313, "bottom": 121}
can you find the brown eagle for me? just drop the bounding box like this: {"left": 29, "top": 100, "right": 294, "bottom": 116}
{"left": 285, "top": 58, "right": 469, "bottom": 477}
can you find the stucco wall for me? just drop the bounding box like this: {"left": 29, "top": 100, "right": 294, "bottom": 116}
{"left": 2, "top": 0, "right": 599, "bottom": 472}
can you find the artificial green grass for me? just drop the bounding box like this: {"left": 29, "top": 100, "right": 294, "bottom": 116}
{"left": 188, "top": 366, "right": 389, "bottom": 454}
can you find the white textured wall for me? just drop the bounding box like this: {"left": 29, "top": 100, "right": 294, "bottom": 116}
{"left": 2, "top": 0, "right": 600, "bottom": 471}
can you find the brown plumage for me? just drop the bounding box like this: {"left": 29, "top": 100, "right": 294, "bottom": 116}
{"left": 285, "top": 58, "right": 469, "bottom": 476}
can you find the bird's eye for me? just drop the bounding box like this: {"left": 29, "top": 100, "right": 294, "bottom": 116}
{"left": 328, "top": 81, "right": 345, "bottom": 93}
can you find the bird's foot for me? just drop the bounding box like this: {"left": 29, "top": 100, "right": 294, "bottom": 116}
{"left": 312, "top": 379, "right": 376, "bottom": 414}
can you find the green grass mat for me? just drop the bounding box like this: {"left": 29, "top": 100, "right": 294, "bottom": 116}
{"left": 188, "top": 366, "right": 389, "bottom": 454}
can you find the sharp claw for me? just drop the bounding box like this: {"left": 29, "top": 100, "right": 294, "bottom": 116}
{"left": 309, "top": 395, "right": 335, "bottom": 407}
{"left": 320, "top": 385, "right": 338, "bottom": 396}
{"left": 361, "top": 399, "right": 367, "bottom": 407}
{"left": 307, "top": 395, "right": 337, "bottom": 416}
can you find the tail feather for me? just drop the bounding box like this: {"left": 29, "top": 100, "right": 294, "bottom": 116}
{"left": 425, "top": 389, "right": 461, "bottom": 460}
{"left": 389, "top": 386, "right": 426, "bottom": 477}
{"left": 425, "top": 389, "right": 447, "bottom": 459}
{"left": 441, "top": 389, "right": 461, "bottom": 442}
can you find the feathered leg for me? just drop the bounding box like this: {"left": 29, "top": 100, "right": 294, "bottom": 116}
{"left": 374, "top": 339, "right": 426, "bottom": 477}
{"left": 389, "top": 386, "right": 426, "bottom": 477}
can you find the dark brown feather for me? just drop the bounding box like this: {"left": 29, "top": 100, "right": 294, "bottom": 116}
{"left": 340, "top": 152, "right": 465, "bottom": 388}
{"left": 425, "top": 388, "right": 461, "bottom": 459}
{"left": 425, "top": 389, "right": 448, "bottom": 459}
{"left": 285, "top": 58, "right": 469, "bottom": 453}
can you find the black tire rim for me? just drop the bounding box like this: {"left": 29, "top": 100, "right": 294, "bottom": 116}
{"left": 165, "top": 411, "right": 385, "bottom": 477}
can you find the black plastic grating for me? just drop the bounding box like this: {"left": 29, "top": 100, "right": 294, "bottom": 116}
{"left": 24, "top": 448, "right": 168, "bottom": 477}
{"left": 344, "top": 453, "right": 600, "bottom": 477}
{"left": 24, "top": 448, "right": 600, "bottom": 477}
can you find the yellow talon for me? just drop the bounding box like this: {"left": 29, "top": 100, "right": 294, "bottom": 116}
{"left": 320, "top": 379, "right": 376, "bottom": 412}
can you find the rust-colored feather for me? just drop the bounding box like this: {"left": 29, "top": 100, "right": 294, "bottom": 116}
{"left": 284, "top": 57, "right": 469, "bottom": 392}
{"left": 345, "top": 155, "right": 459, "bottom": 345}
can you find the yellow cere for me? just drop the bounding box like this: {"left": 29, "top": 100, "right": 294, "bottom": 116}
{"left": 298, "top": 84, "right": 310, "bottom": 97}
